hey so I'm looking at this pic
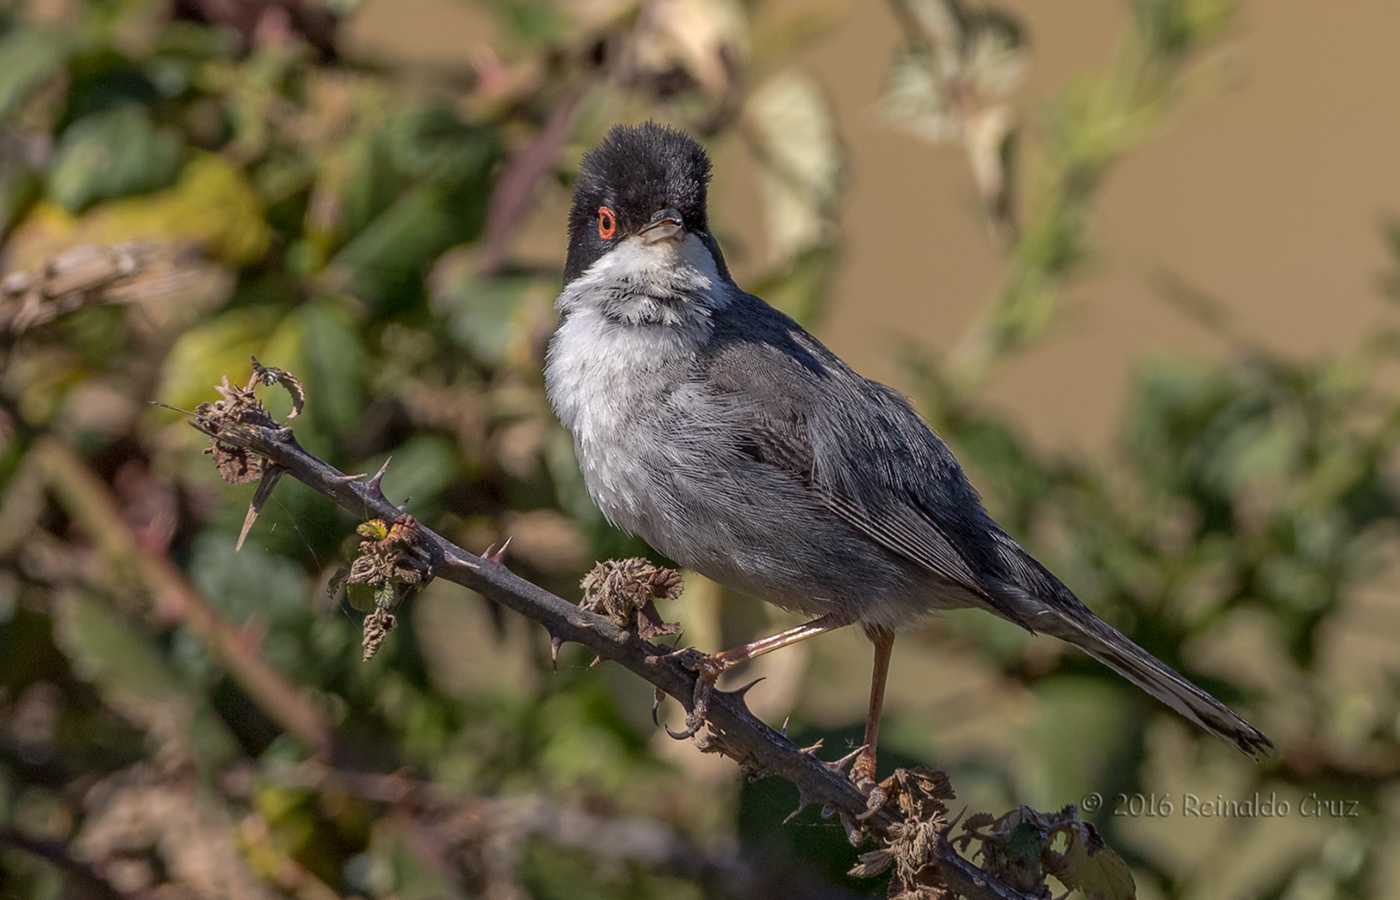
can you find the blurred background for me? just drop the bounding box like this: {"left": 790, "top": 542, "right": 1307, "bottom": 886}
{"left": 2, "top": 0, "right": 1399, "bottom": 898}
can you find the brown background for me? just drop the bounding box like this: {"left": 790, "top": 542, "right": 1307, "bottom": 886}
{"left": 346, "top": 0, "right": 1400, "bottom": 451}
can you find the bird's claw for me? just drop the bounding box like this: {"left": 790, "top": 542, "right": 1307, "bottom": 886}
{"left": 659, "top": 648, "right": 734, "bottom": 740}
{"left": 849, "top": 752, "right": 890, "bottom": 820}
{"left": 855, "top": 782, "right": 888, "bottom": 820}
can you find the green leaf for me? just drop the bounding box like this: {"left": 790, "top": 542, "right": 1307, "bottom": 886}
{"left": 1005, "top": 821, "right": 1044, "bottom": 865}
{"left": 1132, "top": 0, "right": 1234, "bottom": 57}
{"left": 0, "top": 28, "right": 71, "bottom": 121}
{"left": 159, "top": 307, "right": 285, "bottom": 416}
{"left": 48, "top": 104, "right": 184, "bottom": 211}
{"left": 432, "top": 262, "right": 537, "bottom": 366}
{"left": 1062, "top": 824, "right": 1136, "bottom": 900}
{"left": 187, "top": 534, "right": 312, "bottom": 628}
{"left": 346, "top": 582, "right": 378, "bottom": 613}
{"left": 340, "top": 131, "right": 400, "bottom": 242}
{"left": 330, "top": 113, "right": 497, "bottom": 314}
{"left": 387, "top": 108, "right": 498, "bottom": 184}
{"left": 298, "top": 301, "right": 368, "bottom": 436}
{"left": 332, "top": 183, "right": 476, "bottom": 315}
{"left": 0, "top": 148, "right": 42, "bottom": 236}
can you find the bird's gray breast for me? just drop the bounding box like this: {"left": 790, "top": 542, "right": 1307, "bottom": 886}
{"left": 544, "top": 306, "right": 704, "bottom": 541}
{"left": 544, "top": 303, "right": 868, "bottom": 619}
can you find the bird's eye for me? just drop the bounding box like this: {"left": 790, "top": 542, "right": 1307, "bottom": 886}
{"left": 598, "top": 207, "right": 616, "bottom": 240}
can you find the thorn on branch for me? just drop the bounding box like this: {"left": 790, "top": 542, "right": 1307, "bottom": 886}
{"left": 824, "top": 743, "right": 866, "bottom": 774}
{"left": 784, "top": 790, "right": 814, "bottom": 824}
{"left": 236, "top": 466, "right": 286, "bottom": 552}
{"left": 549, "top": 631, "right": 565, "bottom": 672}
{"left": 366, "top": 456, "right": 392, "bottom": 502}
{"left": 484, "top": 536, "right": 512, "bottom": 565}
{"left": 727, "top": 676, "right": 765, "bottom": 703}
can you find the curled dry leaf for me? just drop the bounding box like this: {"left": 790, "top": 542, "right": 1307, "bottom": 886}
{"left": 210, "top": 442, "right": 264, "bottom": 485}
{"left": 631, "top": 0, "right": 748, "bottom": 97}
{"left": 882, "top": 0, "right": 1025, "bottom": 230}
{"left": 251, "top": 355, "right": 306, "bottom": 419}
{"left": 196, "top": 373, "right": 283, "bottom": 485}
{"left": 341, "top": 515, "right": 437, "bottom": 659}
{"left": 361, "top": 605, "right": 397, "bottom": 661}
{"left": 579, "top": 557, "right": 684, "bottom": 641}
{"left": 850, "top": 767, "right": 957, "bottom": 898}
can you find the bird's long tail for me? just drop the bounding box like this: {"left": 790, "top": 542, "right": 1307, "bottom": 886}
{"left": 1036, "top": 610, "right": 1273, "bottom": 758}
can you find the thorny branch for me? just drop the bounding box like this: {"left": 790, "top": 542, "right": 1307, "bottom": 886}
{"left": 187, "top": 368, "right": 1121, "bottom": 900}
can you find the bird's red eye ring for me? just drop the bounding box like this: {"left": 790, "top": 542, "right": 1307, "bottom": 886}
{"left": 598, "top": 206, "right": 616, "bottom": 240}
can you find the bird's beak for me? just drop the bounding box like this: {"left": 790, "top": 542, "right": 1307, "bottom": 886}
{"left": 638, "top": 208, "right": 685, "bottom": 244}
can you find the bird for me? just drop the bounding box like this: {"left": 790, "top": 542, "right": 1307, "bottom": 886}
{"left": 544, "top": 121, "right": 1272, "bottom": 791}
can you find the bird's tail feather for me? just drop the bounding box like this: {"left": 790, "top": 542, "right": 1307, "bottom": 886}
{"left": 1041, "top": 613, "right": 1273, "bottom": 759}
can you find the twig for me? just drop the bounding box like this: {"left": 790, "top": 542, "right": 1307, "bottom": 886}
{"left": 185, "top": 389, "right": 1038, "bottom": 900}
{"left": 477, "top": 84, "right": 588, "bottom": 276}
{"left": 0, "top": 243, "right": 224, "bottom": 347}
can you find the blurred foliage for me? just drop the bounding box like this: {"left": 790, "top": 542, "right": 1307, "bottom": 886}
{"left": 0, "top": 0, "right": 1397, "bottom": 899}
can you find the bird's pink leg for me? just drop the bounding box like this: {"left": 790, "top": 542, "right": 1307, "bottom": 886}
{"left": 663, "top": 611, "right": 853, "bottom": 738}
{"left": 712, "top": 612, "right": 854, "bottom": 666}
{"left": 852, "top": 627, "right": 894, "bottom": 795}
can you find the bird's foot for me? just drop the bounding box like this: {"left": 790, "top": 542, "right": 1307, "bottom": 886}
{"left": 661, "top": 648, "right": 735, "bottom": 740}
{"left": 850, "top": 751, "right": 889, "bottom": 820}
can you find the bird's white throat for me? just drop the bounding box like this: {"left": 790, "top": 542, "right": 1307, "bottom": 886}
{"left": 555, "top": 232, "right": 731, "bottom": 328}
{"left": 545, "top": 230, "right": 731, "bottom": 450}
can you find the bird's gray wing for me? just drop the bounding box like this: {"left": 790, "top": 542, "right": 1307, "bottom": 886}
{"left": 700, "top": 308, "right": 1032, "bottom": 628}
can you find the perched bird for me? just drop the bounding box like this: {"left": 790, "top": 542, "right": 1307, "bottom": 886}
{"left": 545, "top": 121, "right": 1272, "bottom": 789}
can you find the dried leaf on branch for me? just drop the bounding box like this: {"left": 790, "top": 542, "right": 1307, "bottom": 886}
{"left": 579, "top": 556, "right": 684, "bottom": 641}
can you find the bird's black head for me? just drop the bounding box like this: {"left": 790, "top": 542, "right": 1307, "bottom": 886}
{"left": 564, "top": 122, "right": 729, "bottom": 284}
